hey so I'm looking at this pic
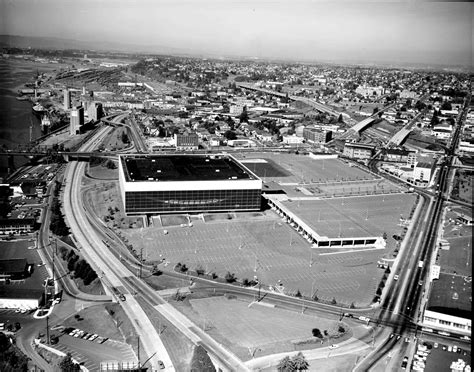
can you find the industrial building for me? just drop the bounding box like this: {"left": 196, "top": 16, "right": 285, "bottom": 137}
{"left": 70, "top": 105, "right": 84, "bottom": 135}
{"left": 118, "top": 154, "right": 262, "bottom": 214}
{"left": 63, "top": 89, "right": 71, "bottom": 110}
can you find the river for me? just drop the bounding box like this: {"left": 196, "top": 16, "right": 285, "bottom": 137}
{"left": 0, "top": 58, "right": 63, "bottom": 179}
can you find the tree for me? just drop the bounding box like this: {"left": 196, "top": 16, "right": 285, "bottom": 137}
{"left": 440, "top": 101, "right": 452, "bottom": 111}
{"left": 277, "top": 356, "right": 295, "bottom": 372}
{"left": 239, "top": 106, "right": 249, "bottom": 123}
{"left": 292, "top": 352, "right": 309, "bottom": 371}
{"left": 225, "top": 271, "right": 237, "bottom": 283}
{"left": 373, "top": 107, "right": 379, "bottom": 115}
{"left": 337, "top": 114, "right": 344, "bottom": 123}
{"left": 58, "top": 352, "right": 80, "bottom": 372}
{"left": 331, "top": 297, "right": 337, "bottom": 305}
{"left": 312, "top": 328, "right": 323, "bottom": 338}
{"left": 179, "top": 264, "right": 188, "bottom": 273}
{"left": 295, "top": 289, "right": 302, "bottom": 298}
{"left": 195, "top": 265, "right": 205, "bottom": 276}
{"left": 223, "top": 130, "right": 237, "bottom": 140}
{"left": 190, "top": 345, "right": 216, "bottom": 372}
{"left": 121, "top": 131, "right": 130, "bottom": 144}
{"left": 382, "top": 232, "right": 387, "bottom": 240}
{"left": 105, "top": 160, "right": 117, "bottom": 169}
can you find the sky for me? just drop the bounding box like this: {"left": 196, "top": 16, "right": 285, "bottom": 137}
{"left": 1, "top": 0, "right": 472, "bottom": 66}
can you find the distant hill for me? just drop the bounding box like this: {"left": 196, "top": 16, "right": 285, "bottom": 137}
{"left": 0, "top": 34, "right": 184, "bottom": 55}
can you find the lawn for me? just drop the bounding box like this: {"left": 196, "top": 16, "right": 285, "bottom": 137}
{"left": 138, "top": 297, "right": 194, "bottom": 371}
{"left": 61, "top": 304, "right": 124, "bottom": 341}
{"left": 174, "top": 296, "right": 351, "bottom": 361}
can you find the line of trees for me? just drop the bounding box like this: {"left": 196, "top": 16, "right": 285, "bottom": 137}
{"left": 59, "top": 248, "right": 97, "bottom": 286}
{"left": 49, "top": 196, "right": 69, "bottom": 237}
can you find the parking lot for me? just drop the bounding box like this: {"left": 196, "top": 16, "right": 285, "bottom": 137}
{"left": 411, "top": 340, "right": 471, "bottom": 372}
{"left": 125, "top": 211, "right": 393, "bottom": 306}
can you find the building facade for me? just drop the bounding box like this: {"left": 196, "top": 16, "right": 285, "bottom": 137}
{"left": 87, "top": 102, "right": 103, "bottom": 122}
{"left": 63, "top": 89, "right": 71, "bottom": 110}
{"left": 343, "top": 142, "right": 375, "bottom": 160}
{"left": 174, "top": 133, "right": 199, "bottom": 151}
{"left": 70, "top": 105, "right": 84, "bottom": 135}
{"left": 118, "top": 154, "right": 262, "bottom": 214}
{"left": 303, "top": 127, "right": 333, "bottom": 144}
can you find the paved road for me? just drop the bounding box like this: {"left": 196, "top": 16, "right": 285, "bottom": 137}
{"left": 62, "top": 119, "right": 175, "bottom": 371}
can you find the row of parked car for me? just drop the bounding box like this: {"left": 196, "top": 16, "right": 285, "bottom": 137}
{"left": 67, "top": 328, "right": 107, "bottom": 344}
{"left": 411, "top": 343, "right": 431, "bottom": 371}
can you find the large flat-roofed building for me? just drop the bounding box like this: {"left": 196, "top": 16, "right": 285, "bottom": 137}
{"left": 118, "top": 154, "right": 262, "bottom": 214}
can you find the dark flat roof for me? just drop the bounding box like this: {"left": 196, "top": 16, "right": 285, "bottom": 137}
{"left": 0, "top": 259, "right": 28, "bottom": 273}
{"left": 121, "top": 154, "right": 258, "bottom": 182}
{"left": 426, "top": 273, "right": 471, "bottom": 319}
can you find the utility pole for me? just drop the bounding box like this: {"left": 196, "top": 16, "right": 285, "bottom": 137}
{"left": 46, "top": 316, "right": 50, "bottom": 344}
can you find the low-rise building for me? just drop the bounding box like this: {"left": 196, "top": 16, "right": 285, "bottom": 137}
{"left": 0, "top": 218, "right": 35, "bottom": 235}
{"left": 303, "top": 127, "right": 333, "bottom": 144}
{"left": 413, "top": 162, "right": 433, "bottom": 183}
{"left": 174, "top": 133, "right": 199, "bottom": 151}
{"left": 343, "top": 142, "right": 375, "bottom": 160}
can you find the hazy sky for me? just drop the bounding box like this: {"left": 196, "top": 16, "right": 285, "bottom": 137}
{"left": 1, "top": 0, "right": 472, "bottom": 66}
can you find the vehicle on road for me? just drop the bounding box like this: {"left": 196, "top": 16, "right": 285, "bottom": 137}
{"left": 394, "top": 275, "right": 399, "bottom": 281}
{"left": 329, "top": 344, "right": 339, "bottom": 349}
{"left": 434, "top": 342, "right": 438, "bottom": 348}
{"left": 401, "top": 356, "right": 408, "bottom": 369}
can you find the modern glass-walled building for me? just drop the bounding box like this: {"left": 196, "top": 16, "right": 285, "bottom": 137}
{"left": 118, "top": 154, "right": 262, "bottom": 214}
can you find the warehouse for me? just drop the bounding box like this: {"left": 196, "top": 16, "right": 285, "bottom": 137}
{"left": 118, "top": 154, "right": 262, "bottom": 214}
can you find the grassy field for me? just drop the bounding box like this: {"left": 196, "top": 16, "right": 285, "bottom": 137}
{"left": 452, "top": 169, "right": 473, "bottom": 204}
{"left": 62, "top": 304, "right": 125, "bottom": 341}
{"left": 173, "top": 296, "right": 351, "bottom": 361}
{"left": 260, "top": 354, "right": 360, "bottom": 372}
{"left": 237, "top": 154, "right": 374, "bottom": 184}
{"left": 138, "top": 298, "right": 194, "bottom": 371}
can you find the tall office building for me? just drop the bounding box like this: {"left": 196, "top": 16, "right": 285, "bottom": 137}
{"left": 87, "top": 102, "right": 103, "bottom": 122}
{"left": 63, "top": 89, "right": 71, "bottom": 110}
{"left": 70, "top": 105, "right": 84, "bottom": 135}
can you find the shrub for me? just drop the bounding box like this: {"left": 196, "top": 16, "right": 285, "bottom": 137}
{"left": 331, "top": 297, "right": 337, "bottom": 305}
{"left": 211, "top": 272, "right": 218, "bottom": 279}
{"left": 225, "top": 271, "right": 237, "bottom": 283}
{"left": 180, "top": 264, "right": 188, "bottom": 273}
{"left": 196, "top": 266, "right": 205, "bottom": 276}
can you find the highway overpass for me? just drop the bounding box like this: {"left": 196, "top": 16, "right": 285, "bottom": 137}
{"left": 236, "top": 82, "right": 341, "bottom": 117}
{"left": 387, "top": 127, "right": 412, "bottom": 147}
